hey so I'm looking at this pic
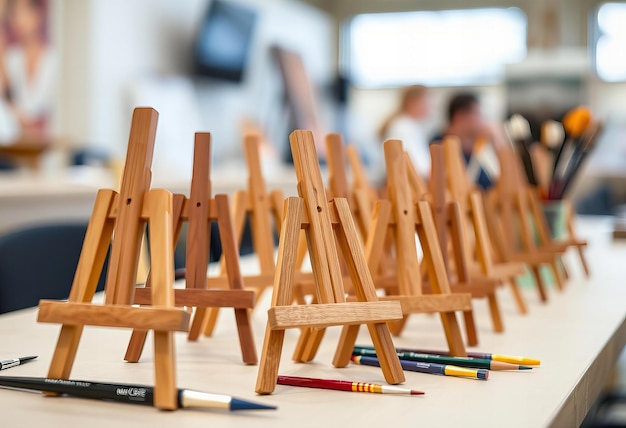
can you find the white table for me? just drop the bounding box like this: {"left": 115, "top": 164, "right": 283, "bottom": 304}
{"left": 1, "top": 217, "right": 625, "bottom": 427}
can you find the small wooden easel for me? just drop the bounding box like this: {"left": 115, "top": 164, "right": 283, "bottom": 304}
{"left": 38, "top": 108, "right": 189, "bottom": 410}
{"left": 442, "top": 136, "right": 529, "bottom": 313}
{"left": 426, "top": 144, "right": 503, "bottom": 341}
{"left": 486, "top": 146, "right": 565, "bottom": 302}
{"left": 200, "top": 133, "right": 285, "bottom": 336}
{"left": 255, "top": 130, "right": 405, "bottom": 394}
{"left": 351, "top": 139, "right": 470, "bottom": 354}
{"left": 124, "top": 133, "right": 257, "bottom": 365}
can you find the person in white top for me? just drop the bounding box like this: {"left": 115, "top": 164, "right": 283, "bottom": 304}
{"left": 0, "top": 0, "right": 55, "bottom": 139}
{"left": 379, "top": 85, "right": 431, "bottom": 178}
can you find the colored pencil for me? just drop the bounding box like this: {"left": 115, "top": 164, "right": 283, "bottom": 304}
{"left": 277, "top": 375, "right": 424, "bottom": 395}
{"left": 0, "top": 376, "right": 276, "bottom": 411}
{"left": 351, "top": 356, "right": 488, "bottom": 380}
{"left": 357, "top": 345, "right": 541, "bottom": 366}
{"left": 352, "top": 347, "right": 531, "bottom": 371}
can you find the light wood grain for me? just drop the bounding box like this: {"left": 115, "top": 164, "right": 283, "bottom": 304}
{"left": 134, "top": 288, "right": 255, "bottom": 308}
{"left": 268, "top": 301, "right": 402, "bottom": 329}
{"left": 38, "top": 301, "right": 190, "bottom": 331}
{"left": 105, "top": 108, "right": 158, "bottom": 306}
{"left": 256, "top": 197, "right": 302, "bottom": 394}
{"left": 144, "top": 188, "right": 178, "bottom": 410}
{"left": 384, "top": 140, "right": 421, "bottom": 296}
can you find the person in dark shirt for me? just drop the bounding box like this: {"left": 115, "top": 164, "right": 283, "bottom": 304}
{"left": 431, "top": 92, "right": 504, "bottom": 190}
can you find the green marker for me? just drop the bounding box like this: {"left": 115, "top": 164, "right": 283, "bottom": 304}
{"left": 352, "top": 346, "right": 532, "bottom": 371}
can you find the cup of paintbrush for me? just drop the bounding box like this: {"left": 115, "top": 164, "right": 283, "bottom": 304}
{"left": 504, "top": 114, "right": 537, "bottom": 186}
{"left": 549, "top": 106, "right": 592, "bottom": 200}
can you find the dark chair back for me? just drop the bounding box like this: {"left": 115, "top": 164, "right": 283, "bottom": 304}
{"left": 0, "top": 223, "right": 107, "bottom": 314}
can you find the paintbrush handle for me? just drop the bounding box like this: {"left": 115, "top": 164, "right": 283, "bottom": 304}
{"left": 516, "top": 140, "right": 537, "bottom": 185}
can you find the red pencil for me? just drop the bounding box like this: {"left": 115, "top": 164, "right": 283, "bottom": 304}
{"left": 277, "top": 375, "right": 424, "bottom": 395}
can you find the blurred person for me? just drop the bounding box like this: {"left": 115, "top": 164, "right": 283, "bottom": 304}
{"left": 2, "top": 0, "right": 55, "bottom": 136}
{"left": 432, "top": 92, "right": 505, "bottom": 190}
{"left": 379, "top": 85, "right": 431, "bottom": 177}
{"left": 0, "top": 0, "right": 19, "bottom": 143}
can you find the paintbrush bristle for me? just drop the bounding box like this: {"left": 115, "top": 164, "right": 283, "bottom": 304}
{"left": 505, "top": 114, "right": 532, "bottom": 142}
{"left": 541, "top": 120, "right": 564, "bottom": 149}
{"left": 563, "top": 106, "right": 592, "bottom": 138}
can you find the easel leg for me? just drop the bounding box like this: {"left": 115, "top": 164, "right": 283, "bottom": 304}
{"left": 127, "top": 194, "right": 186, "bottom": 359}
{"left": 46, "top": 324, "right": 85, "bottom": 384}
{"left": 333, "top": 325, "right": 360, "bottom": 367}
{"left": 188, "top": 307, "right": 209, "bottom": 341}
{"left": 332, "top": 198, "right": 404, "bottom": 383}
{"left": 292, "top": 294, "right": 325, "bottom": 362}
{"left": 216, "top": 194, "right": 257, "bottom": 364}
{"left": 297, "top": 328, "right": 326, "bottom": 362}
{"left": 202, "top": 308, "right": 220, "bottom": 337}
{"left": 439, "top": 312, "right": 467, "bottom": 357}
{"left": 256, "top": 198, "right": 301, "bottom": 394}
{"left": 463, "top": 311, "right": 479, "bottom": 345}
{"left": 487, "top": 292, "right": 504, "bottom": 333}
{"left": 153, "top": 331, "right": 177, "bottom": 410}
{"left": 550, "top": 260, "right": 564, "bottom": 291}
{"left": 389, "top": 316, "right": 409, "bottom": 336}
{"left": 509, "top": 278, "right": 528, "bottom": 314}
{"left": 531, "top": 266, "right": 548, "bottom": 303}
{"left": 47, "top": 190, "right": 116, "bottom": 385}
{"left": 146, "top": 189, "right": 178, "bottom": 410}
{"left": 292, "top": 327, "right": 312, "bottom": 361}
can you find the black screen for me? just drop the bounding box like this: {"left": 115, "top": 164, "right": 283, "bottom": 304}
{"left": 194, "top": 0, "right": 257, "bottom": 82}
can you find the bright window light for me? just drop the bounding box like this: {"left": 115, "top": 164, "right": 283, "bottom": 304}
{"left": 596, "top": 3, "right": 626, "bottom": 82}
{"left": 347, "top": 8, "right": 527, "bottom": 87}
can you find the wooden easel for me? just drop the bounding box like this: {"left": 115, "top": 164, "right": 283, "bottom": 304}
{"left": 255, "top": 130, "right": 405, "bottom": 394}
{"left": 331, "top": 139, "right": 470, "bottom": 358}
{"left": 486, "top": 146, "right": 565, "bottom": 302}
{"left": 442, "top": 136, "right": 529, "bottom": 314}
{"left": 37, "top": 108, "right": 189, "bottom": 410}
{"left": 199, "top": 133, "right": 285, "bottom": 337}
{"left": 124, "top": 133, "right": 258, "bottom": 365}
{"left": 420, "top": 144, "right": 503, "bottom": 341}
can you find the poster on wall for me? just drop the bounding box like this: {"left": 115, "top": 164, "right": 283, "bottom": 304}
{"left": 0, "top": 0, "right": 55, "bottom": 143}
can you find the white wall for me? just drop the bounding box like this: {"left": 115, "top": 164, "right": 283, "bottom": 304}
{"left": 52, "top": 0, "right": 334, "bottom": 179}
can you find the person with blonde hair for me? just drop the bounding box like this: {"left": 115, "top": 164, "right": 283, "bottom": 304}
{"left": 379, "top": 85, "right": 431, "bottom": 177}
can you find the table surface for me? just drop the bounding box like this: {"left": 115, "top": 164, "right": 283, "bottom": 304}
{"left": 1, "top": 217, "right": 625, "bottom": 428}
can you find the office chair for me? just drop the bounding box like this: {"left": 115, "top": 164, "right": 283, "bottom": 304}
{"left": 0, "top": 223, "right": 108, "bottom": 314}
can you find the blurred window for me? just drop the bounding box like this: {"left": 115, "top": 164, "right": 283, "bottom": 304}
{"left": 595, "top": 3, "right": 626, "bottom": 82}
{"left": 345, "top": 8, "right": 527, "bottom": 87}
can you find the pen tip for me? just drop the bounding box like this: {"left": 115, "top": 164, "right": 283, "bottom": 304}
{"left": 22, "top": 356, "right": 38, "bottom": 361}
{"left": 410, "top": 390, "right": 425, "bottom": 395}
{"left": 230, "top": 398, "right": 277, "bottom": 411}
{"left": 519, "top": 366, "right": 533, "bottom": 370}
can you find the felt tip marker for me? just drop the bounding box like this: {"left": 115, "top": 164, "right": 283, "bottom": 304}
{"left": 0, "top": 376, "right": 276, "bottom": 411}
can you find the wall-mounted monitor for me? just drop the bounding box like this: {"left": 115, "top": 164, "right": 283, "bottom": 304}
{"left": 194, "top": 0, "right": 257, "bottom": 82}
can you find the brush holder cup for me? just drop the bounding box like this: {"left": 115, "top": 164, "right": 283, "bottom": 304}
{"left": 542, "top": 200, "right": 567, "bottom": 240}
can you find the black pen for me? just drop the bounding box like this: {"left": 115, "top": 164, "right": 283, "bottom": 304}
{"left": 0, "top": 376, "right": 276, "bottom": 411}
{"left": 0, "top": 356, "right": 37, "bottom": 370}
